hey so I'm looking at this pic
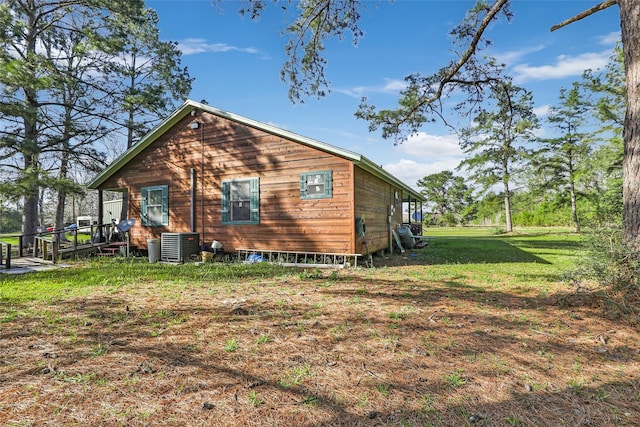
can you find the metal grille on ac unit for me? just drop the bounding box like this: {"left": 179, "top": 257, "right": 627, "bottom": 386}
{"left": 161, "top": 232, "right": 200, "bottom": 263}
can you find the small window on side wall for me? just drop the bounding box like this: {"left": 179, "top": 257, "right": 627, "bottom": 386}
{"left": 141, "top": 185, "right": 169, "bottom": 226}
{"left": 300, "top": 170, "right": 332, "bottom": 199}
{"left": 222, "top": 177, "right": 260, "bottom": 224}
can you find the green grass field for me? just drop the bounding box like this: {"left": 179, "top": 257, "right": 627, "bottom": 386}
{"left": 0, "top": 234, "right": 20, "bottom": 246}
{"left": 0, "top": 227, "right": 582, "bottom": 304}
{"left": 2, "top": 227, "right": 638, "bottom": 427}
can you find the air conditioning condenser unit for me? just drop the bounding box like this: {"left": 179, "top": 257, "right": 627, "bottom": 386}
{"left": 161, "top": 232, "right": 200, "bottom": 263}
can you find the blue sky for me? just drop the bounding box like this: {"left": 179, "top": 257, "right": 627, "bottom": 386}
{"left": 146, "top": 0, "right": 621, "bottom": 190}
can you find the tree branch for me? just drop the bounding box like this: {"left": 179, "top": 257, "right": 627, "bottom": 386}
{"left": 550, "top": 0, "right": 617, "bottom": 32}
{"left": 421, "top": 0, "right": 509, "bottom": 108}
{"left": 359, "top": 0, "right": 511, "bottom": 140}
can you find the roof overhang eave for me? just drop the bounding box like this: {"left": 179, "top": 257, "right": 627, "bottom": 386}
{"left": 355, "top": 156, "right": 425, "bottom": 202}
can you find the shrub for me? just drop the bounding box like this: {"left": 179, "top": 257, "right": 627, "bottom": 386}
{"left": 569, "top": 226, "right": 639, "bottom": 320}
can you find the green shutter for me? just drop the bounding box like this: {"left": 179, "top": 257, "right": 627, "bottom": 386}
{"left": 161, "top": 185, "right": 169, "bottom": 225}
{"left": 250, "top": 177, "right": 260, "bottom": 223}
{"left": 141, "top": 185, "right": 168, "bottom": 226}
{"left": 141, "top": 188, "right": 148, "bottom": 226}
{"left": 324, "top": 171, "right": 332, "bottom": 197}
{"left": 300, "top": 174, "right": 307, "bottom": 197}
{"left": 222, "top": 179, "right": 259, "bottom": 224}
{"left": 221, "top": 181, "right": 230, "bottom": 223}
{"left": 300, "top": 170, "right": 332, "bottom": 199}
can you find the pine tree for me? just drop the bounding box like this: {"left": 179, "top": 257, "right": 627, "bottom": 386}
{"left": 458, "top": 82, "right": 538, "bottom": 232}
{"left": 534, "top": 83, "right": 591, "bottom": 232}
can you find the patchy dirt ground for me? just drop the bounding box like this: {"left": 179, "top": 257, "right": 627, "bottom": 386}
{"left": 1, "top": 263, "right": 639, "bottom": 426}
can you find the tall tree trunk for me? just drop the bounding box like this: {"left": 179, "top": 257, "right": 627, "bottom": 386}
{"left": 569, "top": 180, "right": 580, "bottom": 233}
{"left": 55, "top": 192, "right": 66, "bottom": 230}
{"left": 504, "top": 181, "right": 513, "bottom": 233}
{"left": 55, "top": 153, "right": 69, "bottom": 232}
{"left": 22, "top": 191, "right": 38, "bottom": 247}
{"left": 22, "top": 130, "right": 39, "bottom": 245}
{"left": 21, "top": 6, "right": 40, "bottom": 247}
{"left": 55, "top": 96, "right": 74, "bottom": 234}
{"left": 38, "top": 187, "right": 45, "bottom": 228}
{"left": 620, "top": 0, "right": 640, "bottom": 249}
{"left": 119, "top": 54, "right": 137, "bottom": 225}
{"left": 21, "top": 148, "right": 39, "bottom": 246}
{"left": 503, "top": 154, "right": 513, "bottom": 232}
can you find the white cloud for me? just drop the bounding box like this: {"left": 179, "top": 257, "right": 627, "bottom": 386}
{"left": 336, "top": 78, "right": 407, "bottom": 98}
{"left": 396, "top": 132, "right": 463, "bottom": 161}
{"left": 492, "top": 44, "right": 545, "bottom": 65}
{"left": 533, "top": 104, "right": 551, "bottom": 117}
{"left": 597, "top": 31, "right": 621, "bottom": 46}
{"left": 380, "top": 132, "right": 465, "bottom": 189}
{"left": 384, "top": 159, "right": 462, "bottom": 191}
{"left": 512, "top": 50, "right": 611, "bottom": 83}
{"left": 533, "top": 127, "right": 547, "bottom": 139}
{"left": 177, "top": 38, "right": 262, "bottom": 56}
{"left": 382, "top": 79, "right": 407, "bottom": 92}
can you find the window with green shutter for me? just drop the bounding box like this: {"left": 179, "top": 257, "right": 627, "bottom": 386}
{"left": 300, "top": 170, "right": 332, "bottom": 199}
{"left": 141, "top": 185, "right": 169, "bottom": 226}
{"left": 222, "top": 177, "right": 259, "bottom": 224}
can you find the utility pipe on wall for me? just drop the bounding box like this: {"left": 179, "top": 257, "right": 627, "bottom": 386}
{"left": 189, "top": 116, "right": 205, "bottom": 244}
{"left": 201, "top": 121, "right": 205, "bottom": 245}
{"left": 190, "top": 168, "right": 196, "bottom": 232}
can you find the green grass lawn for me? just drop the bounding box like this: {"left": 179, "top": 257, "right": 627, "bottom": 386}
{"left": 401, "top": 226, "right": 584, "bottom": 294}
{"left": 3, "top": 227, "right": 637, "bottom": 427}
{"left": 0, "top": 227, "right": 583, "bottom": 304}
{"left": 0, "top": 234, "right": 20, "bottom": 247}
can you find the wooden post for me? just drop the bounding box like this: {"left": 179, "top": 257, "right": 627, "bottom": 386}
{"left": 98, "top": 190, "right": 104, "bottom": 242}
{"left": 52, "top": 239, "right": 58, "bottom": 264}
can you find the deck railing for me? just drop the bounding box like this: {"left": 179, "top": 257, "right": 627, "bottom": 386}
{"left": 27, "top": 223, "right": 115, "bottom": 264}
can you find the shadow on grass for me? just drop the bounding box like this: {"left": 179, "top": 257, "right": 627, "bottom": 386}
{"left": 382, "top": 234, "right": 584, "bottom": 267}
{"left": 424, "top": 238, "right": 551, "bottom": 265}
{"left": 375, "top": 241, "right": 549, "bottom": 267}
{"left": 1, "top": 287, "right": 637, "bottom": 427}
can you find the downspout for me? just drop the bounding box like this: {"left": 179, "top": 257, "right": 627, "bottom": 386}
{"left": 190, "top": 168, "right": 196, "bottom": 232}
{"left": 201, "top": 122, "right": 205, "bottom": 245}
{"left": 189, "top": 116, "right": 206, "bottom": 244}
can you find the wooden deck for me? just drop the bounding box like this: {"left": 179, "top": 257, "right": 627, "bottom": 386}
{"left": 33, "top": 236, "right": 114, "bottom": 263}
{"left": 0, "top": 225, "right": 131, "bottom": 271}
{"left": 33, "top": 235, "right": 132, "bottom": 263}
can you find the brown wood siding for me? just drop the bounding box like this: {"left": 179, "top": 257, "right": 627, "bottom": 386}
{"left": 99, "top": 113, "right": 358, "bottom": 254}
{"left": 353, "top": 166, "right": 403, "bottom": 254}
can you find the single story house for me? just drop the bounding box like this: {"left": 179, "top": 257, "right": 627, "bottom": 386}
{"left": 88, "top": 100, "right": 424, "bottom": 257}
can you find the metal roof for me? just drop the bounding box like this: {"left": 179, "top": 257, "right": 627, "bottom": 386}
{"left": 88, "top": 99, "right": 425, "bottom": 201}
